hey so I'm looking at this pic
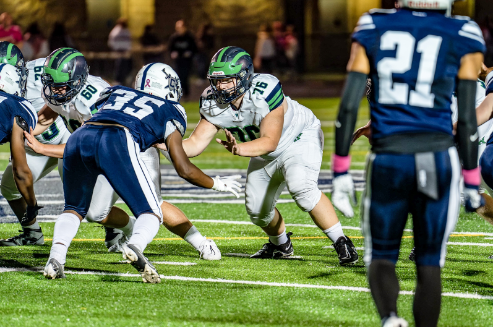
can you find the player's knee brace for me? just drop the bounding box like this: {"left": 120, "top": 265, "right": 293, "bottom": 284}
{"left": 85, "top": 206, "right": 111, "bottom": 223}
{"left": 290, "top": 181, "right": 322, "bottom": 212}
{"left": 246, "top": 204, "right": 275, "bottom": 227}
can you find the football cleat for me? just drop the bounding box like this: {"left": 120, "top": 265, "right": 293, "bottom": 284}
{"left": 409, "top": 247, "right": 416, "bottom": 262}
{"left": 333, "top": 236, "right": 359, "bottom": 266}
{"left": 251, "top": 232, "right": 294, "bottom": 259}
{"left": 43, "top": 258, "right": 66, "bottom": 279}
{"left": 382, "top": 314, "right": 408, "bottom": 327}
{"left": 198, "top": 239, "right": 221, "bottom": 260}
{"left": 104, "top": 227, "right": 127, "bottom": 253}
{"left": 0, "top": 228, "right": 44, "bottom": 246}
{"left": 122, "top": 244, "right": 161, "bottom": 284}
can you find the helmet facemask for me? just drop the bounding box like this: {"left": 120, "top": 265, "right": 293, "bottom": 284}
{"left": 42, "top": 49, "right": 89, "bottom": 106}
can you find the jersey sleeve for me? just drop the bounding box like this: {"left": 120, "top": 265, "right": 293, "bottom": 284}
{"left": 253, "top": 74, "right": 284, "bottom": 111}
{"left": 352, "top": 13, "right": 378, "bottom": 51}
{"left": 454, "top": 20, "right": 486, "bottom": 59}
{"left": 164, "top": 103, "right": 187, "bottom": 139}
{"left": 486, "top": 71, "right": 493, "bottom": 96}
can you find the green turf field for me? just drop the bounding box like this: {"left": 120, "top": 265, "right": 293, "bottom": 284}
{"left": 0, "top": 98, "right": 372, "bottom": 171}
{"left": 0, "top": 198, "right": 492, "bottom": 326}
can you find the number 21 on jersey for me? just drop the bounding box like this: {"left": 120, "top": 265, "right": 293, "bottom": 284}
{"left": 378, "top": 31, "right": 442, "bottom": 108}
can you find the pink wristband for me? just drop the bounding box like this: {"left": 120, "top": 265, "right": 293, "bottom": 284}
{"left": 332, "top": 154, "right": 351, "bottom": 173}
{"left": 463, "top": 167, "right": 481, "bottom": 186}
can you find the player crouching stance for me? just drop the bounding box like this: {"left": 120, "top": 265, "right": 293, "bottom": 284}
{"left": 176, "top": 47, "right": 357, "bottom": 265}
{"left": 335, "top": 1, "right": 485, "bottom": 326}
{"left": 44, "top": 64, "right": 240, "bottom": 283}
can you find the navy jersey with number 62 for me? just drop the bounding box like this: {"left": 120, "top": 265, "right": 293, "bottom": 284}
{"left": 89, "top": 86, "right": 187, "bottom": 151}
{"left": 0, "top": 92, "right": 37, "bottom": 144}
{"left": 353, "top": 9, "right": 485, "bottom": 140}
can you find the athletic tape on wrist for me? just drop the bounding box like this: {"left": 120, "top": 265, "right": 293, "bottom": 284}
{"left": 332, "top": 154, "right": 351, "bottom": 173}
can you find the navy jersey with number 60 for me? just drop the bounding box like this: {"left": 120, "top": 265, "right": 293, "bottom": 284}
{"left": 89, "top": 86, "right": 187, "bottom": 151}
{"left": 353, "top": 9, "right": 485, "bottom": 140}
{"left": 0, "top": 92, "right": 37, "bottom": 144}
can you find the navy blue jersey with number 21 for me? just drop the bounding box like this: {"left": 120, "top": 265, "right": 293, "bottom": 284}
{"left": 89, "top": 86, "right": 187, "bottom": 151}
{"left": 352, "top": 9, "right": 485, "bottom": 140}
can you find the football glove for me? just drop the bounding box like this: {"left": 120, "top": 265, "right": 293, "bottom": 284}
{"left": 463, "top": 184, "right": 485, "bottom": 212}
{"left": 212, "top": 175, "right": 242, "bottom": 198}
{"left": 332, "top": 173, "right": 357, "bottom": 218}
{"left": 20, "top": 203, "right": 43, "bottom": 226}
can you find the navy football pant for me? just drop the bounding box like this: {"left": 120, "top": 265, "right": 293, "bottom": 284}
{"left": 361, "top": 147, "right": 460, "bottom": 267}
{"left": 63, "top": 124, "right": 162, "bottom": 220}
{"left": 480, "top": 139, "right": 493, "bottom": 192}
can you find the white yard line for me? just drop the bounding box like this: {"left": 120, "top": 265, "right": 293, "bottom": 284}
{"left": 447, "top": 242, "right": 493, "bottom": 247}
{"left": 0, "top": 267, "right": 491, "bottom": 300}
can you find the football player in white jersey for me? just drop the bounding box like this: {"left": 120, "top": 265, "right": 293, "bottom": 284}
{"left": 161, "top": 46, "right": 358, "bottom": 265}
{"left": 25, "top": 49, "right": 222, "bottom": 260}
{"left": 0, "top": 46, "right": 130, "bottom": 249}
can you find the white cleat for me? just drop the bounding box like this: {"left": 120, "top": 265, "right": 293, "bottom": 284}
{"left": 198, "top": 239, "right": 221, "bottom": 260}
{"left": 382, "top": 316, "right": 408, "bottom": 327}
{"left": 122, "top": 244, "right": 161, "bottom": 284}
{"left": 43, "top": 258, "right": 66, "bottom": 279}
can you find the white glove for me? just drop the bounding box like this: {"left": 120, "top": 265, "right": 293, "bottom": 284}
{"left": 332, "top": 174, "right": 357, "bottom": 218}
{"left": 463, "top": 185, "right": 485, "bottom": 212}
{"left": 212, "top": 175, "right": 242, "bottom": 198}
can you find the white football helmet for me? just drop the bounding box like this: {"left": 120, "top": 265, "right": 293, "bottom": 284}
{"left": 0, "top": 63, "right": 25, "bottom": 97}
{"left": 134, "top": 63, "right": 183, "bottom": 101}
{"left": 397, "top": 0, "right": 459, "bottom": 15}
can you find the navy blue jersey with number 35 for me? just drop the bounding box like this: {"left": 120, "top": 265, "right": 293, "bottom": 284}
{"left": 89, "top": 86, "right": 187, "bottom": 151}
{"left": 352, "top": 9, "right": 485, "bottom": 140}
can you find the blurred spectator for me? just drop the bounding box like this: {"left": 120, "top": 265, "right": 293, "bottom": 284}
{"left": 22, "top": 23, "right": 50, "bottom": 60}
{"left": 254, "top": 24, "right": 275, "bottom": 74}
{"left": 284, "top": 25, "right": 300, "bottom": 78}
{"left": 272, "top": 21, "right": 288, "bottom": 72}
{"left": 108, "top": 18, "right": 133, "bottom": 86}
{"left": 0, "top": 12, "right": 23, "bottom": 47}
{"left": 140, "top": 25, "right": 164, "bottom": 65}
{"left": 168, "top": 19, "right": 197, "bottom": 98}
{"left": 196, "top": 23, "right": 215, "bottom": 81}
{"left": 49, "top": 22, "right": 74, "bottom": 52}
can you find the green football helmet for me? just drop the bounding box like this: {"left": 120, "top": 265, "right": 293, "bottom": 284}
{"left": 207, "top": 46, "right": 254, "bottom": 104}
{"left": 0, "top": 41, "right": 28, "bottom": 97}
{"left": 42, "top": 48, "right": 89, "bottom": 105}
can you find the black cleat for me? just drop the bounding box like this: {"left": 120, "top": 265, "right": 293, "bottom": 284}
{"left": 409, "top": 247, "right": 416, "bottom": 262}
{"left": 333, "top": 236, "right": 358, "bottom": 266}
{"left": 0, "top": 228, "right": 44, "bottom": 246}
{"left": 251, "top": 232, "right": 294, "bottom": 259}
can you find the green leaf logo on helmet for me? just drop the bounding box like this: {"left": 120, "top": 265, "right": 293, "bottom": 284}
{"left": 42, "top": 47, "right": 89, "bottom": 105}
{"left": 207, "top": 46, "right": 254, "bottom": 104}
{"left": 0, "top": 41, "right": 28, "bottom": 97}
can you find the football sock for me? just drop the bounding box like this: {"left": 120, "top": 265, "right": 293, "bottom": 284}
{"left": 414, "top": 266, "right": 441, "bottom": 327}
{"left": 50, "top": 213, "right": 81, "bottom": 265}
{"left": 368, "top": 259, "right": 399, "bottom": 319}
{"left": 119, "top": 216, "right": 136, "bottom": 237}
{"left": 24, "top": 220, "right": 40, "bottom": 230}
{"left": 323, "top": 222, "right": 345, "bottom": 243}
{"left": 129, "top": 213, "right": 160, "bottom": 252}
{"left": 184, "top": 225, "right": 207, "bottom": 250}
{"left": 269, "top": 229, "right": 288, "bottom": 245}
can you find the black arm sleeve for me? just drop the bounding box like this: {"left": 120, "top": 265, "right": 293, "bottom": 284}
{"left": 335, "top": 71, "right": 368, "bottom": 156}
{"left": 456, "top": 79, "right": 479, "bottom": 170}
